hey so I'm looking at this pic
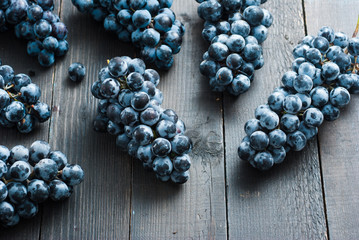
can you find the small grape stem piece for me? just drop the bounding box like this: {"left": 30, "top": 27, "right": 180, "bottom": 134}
{"left": 352, "top": 15, "right": 359, "bottom": 38}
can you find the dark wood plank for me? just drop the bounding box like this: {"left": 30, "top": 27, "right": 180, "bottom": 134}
{"left": 0, "top": 2, "right": 61, "bottom": 239}
{"left": 39, "top": 1, "right": 135, "bottom": 239}
{"left": 304, "top": 1, "right": 359, "bottom": 239}
{"left": 130, "top": 1, "right": 227, "bottom": 239}
{"left": 223, "top": 0, "right": 328, "bottom": 238}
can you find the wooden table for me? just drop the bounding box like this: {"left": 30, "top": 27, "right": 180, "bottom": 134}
{"left": 1, "top": 0, "right": 358, "bottom": 239}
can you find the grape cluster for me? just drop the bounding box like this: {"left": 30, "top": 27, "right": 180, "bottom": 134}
{"left": 197, "top": 0, "right": 273, "bottom": 95}
{"left": 0, "top": 140, "right": 84, "bottom": 227}
{"left": 0, "top": 0, "right": 69, "bottom": 67}
{"left": 238, "top": 26, "right": 359, "bottom": 170}
{"left": 91, "top": 56, "right": 192, "bottom": 183}
{"left": 0, "top": 61, "right": 51, "bottom": 133}
{"left": 71, "top": 0, "right": 185, "bottom": 70}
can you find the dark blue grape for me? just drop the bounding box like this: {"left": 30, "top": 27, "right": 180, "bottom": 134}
{"left": 298, "top": 122, "right": 318, "bottom": 140}
{"left": 68, "top": 62, "right": 86, "bottom": 82}
{"left": 120, "top": 107, "right": 139, "bottom": 126}
{"left": 268, "top": 129, "right": 286, "bottom": 148}
{"left": 156, "top": 120, "right": 176, "bottom": 139}
{"left": 131, "top": 91, "right": 150, "bottom": 111}
{"left": 305, "top": 48, "right": 322, "bottom": 64}
{"left": 252, "top": 151, "right": 273, "bottom": 171}
{"left": 13, "top": 73, "right": 31, "bottom": 92}
{"left": 215, "top": 67, "right": 233, "bottom": 85}
{"left": 268, "top": 91, "right": 285, "bottom": 112}
{"left": 49, "top": 179, "right": 71, "bottom": 201}
{"left": 136, "top": 144, "right": 154, "bottom": 163}
{"left": 28, "top": 179, "right": 49, "bottom": 203}
{"left": 208, "top": 42, "right": 229, "bottom": 61}
{"left": 151, "top": 138, "right": 171, "bottom": 157}
{"left": 132, "top": 125, "right": 154, "bottom": 145}
{"left": 321, "top": 62, "right": 340, "bottom": 81}
{"left": 20, "top": 83, "right": 41, "bottom": 104}
{"left": 293, "top": 74, "right": 313, "bottom": 93}
{"left": 226, "top": 53, "right": 243, "bottom": 70}
{"left": 7, "top": 182, "right": 27, "bottom": 205}
{"left": 0, "top": 201, "right": 15, "bottom": 223}
{"left": 269, "top": 146, "right": 286, "bottom": 164}
{"left": 52, "top": 22, "right": 67, "bottom": 40}
{"left": 27, "top": 4, "right": 43, "bottom": 22}
{"left": 17, "top": 114, "right": 36, "bottom": 134}
{"left": 32, "top": 102, "right": 51, "bottom": 123}
{"left": 100, "top": 78, "right": 120, "bottom": 98}
{"left": 5, "top": 0, "right": 28, "bottom": 25}
{"left": 321, "top": 103, "right": 340, "bottom": 121}
{"left": 29, "top": 140, "right": 50, "bottom": 165}
{"left": 197, "top": 0, "right": 222, "bottom": 22}
{"left": 126, "top": 72, "right": 144, "bottom": 90}
{"left": 231, "top": 20, "right": 250, "bottom": 37}
{"left": 226, "top": 34, "right": 245, "bottom": 52}
{"left": 0, "top": 89, "right": 10, "bottom": 109}
{"left": 251, "top": 25, "right": 267, "bottom": 44}
{"left": 303, "top": 107, "right": 323, "bottom": 127}
{"left": 5, "top": 101, "right": 26, "bottom": 123}
{"left": 140, "top": 107, "right": 160, "bottom": 126}
{"left": 38, "top": 49, "right": 55, "bottom": 67}
{"left": 43, "top": 36, "right": 58, "bottom": 51}
{"left": 9, "top": 145, "right": 29, "bottom": 164}
{"left": 34, "top": 158, "right": 58, "bottom": 181}
{"left": 318, "top": 26, "right": 335, "bottom": 43}
{"left": 280, "top": 113, "right": 300, "bottom": 133}
{"left": 238, "top": 140, "right": 256, "bottom": 161}
{"left": 49, "top": 150, "right": 67, "bottom": 170}
{"left": 61, "top": 164, "right": 84, "bottom": 186}
{"left": 249, "top": 130, "right": 269, "bottom": 151}
{"left": 153, "top": 156, "right": 173, "bottom": 176}
{"left": 244, "top": 118, "right": 261, "bottom": 136}
{"left": 173, "top": 154, "right": 191, "bottom": 172}
{"left": 330, "top": 87, "right": 350, "bottom": 108}
{"left": 283, "top": 95, "right": 302, "bottom": 114}
{"left": 296, "top": 93, "right": 311, "bottom": 110}
{"left": 17, "top": 199, "right": 38, "bottom": 219}
{"left": 55, "top": 40, "right": 69, "bottom": 56}
{"left": 0, "top": 145, "right": 10, "bottom": 163}
{"left": 34, "top": 19, "right": 52, "bottom": 38}
{"left": 348, "top": 37, "right": 359, "bottom": 56}
{"left": 9, "top": 161, "right": 31, "bottom": 181}
{"left": 0, "top": 181, "right": 7, "bottom": 201}
{"left": 287, "top": 131, "right": 307, "bottom": 151}
{"left": 333, "top": 32, "right": 349, "bottom": 48}
{"left": 242, "top": 5, "right": 263, "bottom": 26}
{"left": 312, "top": 36, "right": 329, "bottom": 53}
{"left": 170, "top": 170, "right": 189, "bottom": 184}
{"left": 243, "top": 43, "right": 262, "bottom": 62}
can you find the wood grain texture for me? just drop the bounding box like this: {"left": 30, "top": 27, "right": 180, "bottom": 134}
{"left": 3, "top": 0, "right": 359, "bottom": 239}
{"left": 223, "top": 0, "right": 328, "bottom": 239}
{"left": 304, "top": 1, "right": 359, "bottom": 239}
{"left": 38, "top": 1, "right": 135, "bottom": 239}
{"left": 130, "top": 1, "right": 227, "bottom": 239}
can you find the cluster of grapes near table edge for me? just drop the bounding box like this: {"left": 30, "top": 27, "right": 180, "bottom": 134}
{"left": 197, "top": 0, "right": 273, "bottom": 95}
{"left": 0, "top": 141, "right": 84, "bottom": 228}
{"left": 91, "top": 57, "right": 192, "bottom": 184}
{"left": 238, "top": 23, "right": 359, "bottom": 170}
{"left": 71, "top": 0, "right": 185, "bottom": 70}
{"left": 0, "top": 60, "right": 51, "bottom": 133}
{"left": 0, "top": 0, "right": 69, "bottom": 67}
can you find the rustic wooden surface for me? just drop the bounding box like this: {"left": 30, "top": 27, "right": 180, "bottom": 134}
{"left": 0, "top": 0, "right": 358, "bottom": 239}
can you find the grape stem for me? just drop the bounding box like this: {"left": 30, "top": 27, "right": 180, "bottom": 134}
{"left": 352, "top": 15, "right": 359, "bottom": 38}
